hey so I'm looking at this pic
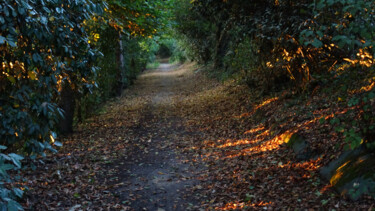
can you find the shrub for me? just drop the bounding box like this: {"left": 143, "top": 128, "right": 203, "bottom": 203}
{"left": 0, "top": 0, "right": 103, "bottom": 208}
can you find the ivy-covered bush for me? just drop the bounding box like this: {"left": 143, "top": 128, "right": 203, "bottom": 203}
{"left": 300, "top": 0, "right": 375, "bottom": 151}
{"left": 175, "top": 0, "right": 375, "bottom": 153}
{"left": 0, "top": 0, "right": 103, "bottom": 209}
{"left": 0, "top": 0, "right": 171, "bottom": 208}
{"left": 76, "top": 19, "right": 157, "bottom": 121}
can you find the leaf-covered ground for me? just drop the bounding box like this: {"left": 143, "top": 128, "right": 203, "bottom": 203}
{"left": 22, "top": 62, "right": 374, "bottom": 210}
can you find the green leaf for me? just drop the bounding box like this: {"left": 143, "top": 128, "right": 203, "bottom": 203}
{"left": 6, "top": 34, "right": 17, "bottom": 47}
{"left": 0, "top": 153, "right": 11, "bottom": 161}
{"left": 321, "top": 199, "right": 329, "bottom": 205}
{"left": 348, "top": 97, "right": 360, "bottom": 106}
{"left": 51, "top": 131, "right": 57, "bottom": 139}
{"left": 301, "top": 30, "right": 314, "bottom": 37}
{"left": 335, "top": 126, "right": 345, "bottom": 133}
{"left": 12, "top": 188, "right": 24, "bottom": 198}
{"left": 244, "top": 193, "right": 254, "bottom": 202}
{"left": 4, "top": 7, "right": 9, "bottom": 17}
{"left": 40, "top": 16, "right": 48, "bottom": 25}
{"left": 7, "top": 199, "right": 23, "bottom": 211}
{"left": 8, "top": 153, "right": 24, "bottom": 168}
{"left": 316, "top": 31, "right": 324, "bottom": 38}
{"left": 7, "top": 76, "right": 16, "bottom": 84}
{"left": 0, "top": 36, "right": 5, "bottom": 45}
{"left": 32, "top": 53, "right": 39, "bottom": 63}
{"left": 53, "top": 141, "right": 62, "bottom": 147}
{"left": 327, "top": 0, "right": 335, "bottom": 6}
{"left": 315, "top": 190, "right": 322, "bottom": 196}
{"left": 0, "top": 164, "right": 14, "bottom": 177}
{"left": 332, "top": 35, "right": 347, "bottom": 42}
{"left": 316, "top": 1, "right": 325, "bottom": 10}
{"left": 329, "top": 118, "right": 340, "bottom": 125}
{"left": 56, "top": 7, "right": 63, "bottom": 14}
{"left": 311, "top": 38, "right": 323, "bottom": 48}
{"left": 18, "top": 7, "right": 26, "bottom": 16}
{"left": 28, "top": 71, "right": 37, "bottom": 80}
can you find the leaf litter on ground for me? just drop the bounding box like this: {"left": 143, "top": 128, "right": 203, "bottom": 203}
{"left": 19, "top": 62, "right": 375, "bottom": 210}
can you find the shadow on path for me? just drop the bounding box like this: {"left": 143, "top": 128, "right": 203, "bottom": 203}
{"left": 105, "top": 62, "right": 204, "bottom": 210}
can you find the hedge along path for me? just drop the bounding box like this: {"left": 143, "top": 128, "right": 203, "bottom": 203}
{"left": 23, "top": 61, "right": 375, "bottom": 210}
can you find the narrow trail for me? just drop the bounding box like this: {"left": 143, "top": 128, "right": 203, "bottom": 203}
{"left": 103, "top": 62, "right": 205, "bottom": 210}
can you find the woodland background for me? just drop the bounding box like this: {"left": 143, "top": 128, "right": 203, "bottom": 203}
{"left": 1, "top": 0, "right": 375, "bottom": 209}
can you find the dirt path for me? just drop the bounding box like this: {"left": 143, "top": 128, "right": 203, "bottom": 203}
{"left": 106, "top": 63, "right": 205, "bottom": 210}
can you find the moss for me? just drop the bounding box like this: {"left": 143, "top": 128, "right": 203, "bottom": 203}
{"left": 331, "top": 153, "right": 375, "bottom": 186}
{"left": 328, "top": 151, "right": 375, "bottom": 200}
{"left": 284, "top": 133, "right": 303, "bottom": 147}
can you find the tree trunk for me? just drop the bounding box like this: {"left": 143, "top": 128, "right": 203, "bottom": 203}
{"left": 115, "top": 32, "right": 126, "bottom": 96}
{"left": 58, "top": 81, "right": 75, "bottom": 135}
{"left": 214, "top": 23, "right": 229, "bottom": 70}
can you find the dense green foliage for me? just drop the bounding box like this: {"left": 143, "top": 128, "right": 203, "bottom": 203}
{"left": 0, "top": 0, "right": 102, "bottom": 152}
{"left": 175, "top": 0, "right": 374, "bottom": 86}
{"left": 0, "top": 0, "right": 104, "bottom": 208}
{"left": 174, "top": 0, "right": 375, "bottom": 140}
{"left": 0, "top": 0, "right": 172, "bottom": 209}
{"left": 174, "top": 2, "right": 375, "bottom": 196}
{"left": 76, "top": 24, "right": 151, "bottom": 121}
{"left": 70, "top": 0, "right": 172, "bottom": 123}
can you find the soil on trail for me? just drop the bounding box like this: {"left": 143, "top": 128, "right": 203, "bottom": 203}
{"left": 108, "top": 63, "right": 204, "bottom": 210}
